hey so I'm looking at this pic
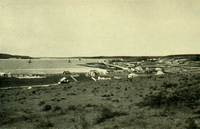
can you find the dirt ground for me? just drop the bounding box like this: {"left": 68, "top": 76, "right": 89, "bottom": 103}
{"left": 0, "top": 73, "right": 199, "bottom": 129}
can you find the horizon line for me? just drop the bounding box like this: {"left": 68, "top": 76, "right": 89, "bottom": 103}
{"left": 1, "top": 52, "right": 200, "bottom": 58}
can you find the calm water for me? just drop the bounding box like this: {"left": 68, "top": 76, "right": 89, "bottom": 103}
{"left": 0, "top": 58, "right": 105, "bottom": 74}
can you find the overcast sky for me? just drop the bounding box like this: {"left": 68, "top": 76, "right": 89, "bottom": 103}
{"left": 0, "top": 0, "right": 200, "bottom": 57}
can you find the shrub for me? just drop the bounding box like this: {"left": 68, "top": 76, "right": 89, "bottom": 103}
{"left": 38, "top": 100, "right": 45, "bottom": 106}
{"left": 36, "top": 118, "right": 54, "bottom": 129}
{"left": 96, "top": 107, "right": 128, "bottom": 124}
{"left": 185, "top": 118, "right": 200, "bottom": 129}
{"left": 53, "top": 105, "right": 62, "bottom": 112}
{"left": 42, "top": 104, "right": 52, "bottom": 111}
{"left": 140, "top": 80, "right": 200, "bottom": 108}
{"left": 67, "top": 105, "right": 77, "bottom": 111}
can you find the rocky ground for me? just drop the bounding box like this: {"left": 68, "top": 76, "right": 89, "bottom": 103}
{"left": 1, "top": 73, "right": 200, "bottom": 129}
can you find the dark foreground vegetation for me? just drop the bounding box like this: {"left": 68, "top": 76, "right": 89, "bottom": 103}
{"left": 0, "top": 75, "right": 61, "bottom": 88}
{"left": 141, "top": 73, "right": 200, "bottom": 108}
{"left": 1, "top": 72, "right": 200, "bottom": 129}
{"left": 0, "top": 73, "right": 91, "bottom": 88}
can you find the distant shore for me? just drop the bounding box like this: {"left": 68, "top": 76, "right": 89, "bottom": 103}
{"left": 1, "top": 53, "right": 200, "bottom": 60}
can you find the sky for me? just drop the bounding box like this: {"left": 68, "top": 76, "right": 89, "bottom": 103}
{"left": 0, "top": 0, "right": 200, "bottom": 57}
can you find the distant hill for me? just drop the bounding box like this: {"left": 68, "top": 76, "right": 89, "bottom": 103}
{"left": 165, "top": 54, "right": 200, "bottom": 61}
{"left": 1, "top": 53, "right": 199, "bottom": 60}
{"left": 72, "top": 56, "right": 161, "bottom": 59}
{"left": 0, "top": 53, "right": 32, "bottom": 59}
{"left": 74, "top": 54, "right": 200, "bottom": 61}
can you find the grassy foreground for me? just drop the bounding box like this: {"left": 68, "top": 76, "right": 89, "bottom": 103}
{"left": 1, "top": 73, "right": 200, "bottom": 129}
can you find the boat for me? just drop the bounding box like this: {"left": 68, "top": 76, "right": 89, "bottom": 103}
{"left": 28, "top": 59, "right": 32, "bottom": 64}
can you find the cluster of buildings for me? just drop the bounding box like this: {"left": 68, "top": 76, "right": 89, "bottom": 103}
{"left": 109, "top": 61, "right": 165, "bottom": 76}
{"left": 0, "top": 72, "right": 12, "bottom": 78}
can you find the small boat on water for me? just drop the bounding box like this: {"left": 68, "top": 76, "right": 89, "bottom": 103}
{"left": 28, "top": 59, "right": 32, "bottom": 64}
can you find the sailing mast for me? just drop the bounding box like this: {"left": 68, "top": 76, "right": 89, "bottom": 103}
{"left": 28, "top": 59, "right": 32, "bottom": 64}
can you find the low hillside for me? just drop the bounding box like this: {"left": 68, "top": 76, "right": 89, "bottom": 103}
{"left": 0, "top": 53, "right": 32, "bottom": 59}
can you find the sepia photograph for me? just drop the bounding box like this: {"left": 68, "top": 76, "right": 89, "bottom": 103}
{"left": 0, "top": 0, "right": 200, "bottom": 129}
